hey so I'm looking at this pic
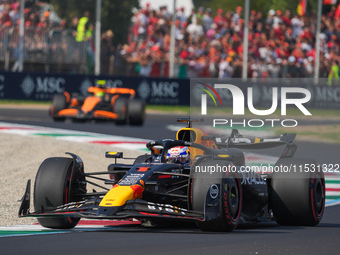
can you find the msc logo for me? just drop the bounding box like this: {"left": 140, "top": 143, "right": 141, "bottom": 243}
{"left": 199, "top": 84, "right": 312, "bottom": 116}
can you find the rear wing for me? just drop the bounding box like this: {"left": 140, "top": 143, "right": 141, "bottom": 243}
{"left": 203, "top": 129, "right": 297, "bottom": 158}
{"left": 87, "top": 87, "right": 135, "bottom": 99}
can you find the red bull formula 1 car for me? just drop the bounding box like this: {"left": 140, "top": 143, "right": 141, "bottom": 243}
{"left": 49, "top": 80, "right": 146, "bottom": 125}
{"left": 19, "top": 118, "right": 325, "bottom": 232}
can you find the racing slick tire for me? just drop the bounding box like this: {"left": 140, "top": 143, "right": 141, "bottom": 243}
{"left": 34, "top": 157, "right": 85, "bottom": 229}
{"left": 191, "top": 160, "right": 242, "bottom": 232}
{"left": 128, "top": 99, "right": 146, "bottom": 126}
{"left": 50, "top": 94, "right": 67, "bottom": 121}
{"left": 270, "top": 158, "right": 325, "bottom": 226}
{"left": 114, "top": 97, "right": 128, "bottom": 125}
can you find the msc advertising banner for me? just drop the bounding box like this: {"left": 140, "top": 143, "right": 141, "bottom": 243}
{"left": 0, "top": 71, "right": 340, "bottom": 108}
{"left": 0, "top": 71, "right": 190, "bottom": 105}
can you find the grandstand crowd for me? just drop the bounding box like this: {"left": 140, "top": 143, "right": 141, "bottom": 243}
{"left": 1, "top": 1, "right": 340, "bottom": 81}
{"left": 0, "top": 0, "right": 77, "bottom": 73}
{"left": 122, "top": 3, "right": 340, "bottom": 82}
{"left": 0, "top": 0, "right": 64, "bottom": 29}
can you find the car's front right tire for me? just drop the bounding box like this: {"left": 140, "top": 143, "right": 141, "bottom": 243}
{"left": 191, "top": 160, "right": 242, "bottom": 232}
{"left": 50, "top": 94, "right": 67, "bottom": 121}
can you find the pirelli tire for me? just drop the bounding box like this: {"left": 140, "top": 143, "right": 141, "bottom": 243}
{"left": 50, "top": 94, "right": 67, "bottom": 121}
{"left": 34, "top": 157, "right": 86, "bottom": 229}
{"left": 191, "top": 160, "right": 242, "bottom": 232}
{"left": 270, "top": 158, "right": 325, "bottom": 226}
{"left": 114, "top": 97, "right": 128, "bottom": 125}
{"left": 128, "top": 99, "right": 146, "bottom": 126}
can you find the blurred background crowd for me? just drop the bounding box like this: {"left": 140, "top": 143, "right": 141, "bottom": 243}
{"left": 0, "top": 0, "right": 340, "bottom": 83}
{"left": 123, "top": 2, "right": 340, "bottom": 82}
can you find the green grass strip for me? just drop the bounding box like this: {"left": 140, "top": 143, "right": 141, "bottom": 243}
{"left": 326, "top": 195, "right": 340, "bottom": 200}
{"left": 325, "top": 180, "right": 340, "bottom": 184}
{"left": 0, "top": 100, "right": 50, "bottom": 105}
{"left": 0, "top": 230, "right": 62, "bottom": 236}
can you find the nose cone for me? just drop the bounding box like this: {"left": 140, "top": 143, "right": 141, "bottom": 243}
{"left": 81, "top": 96, "right": 102, "bottom": 112}
{"left": 97, "top": 184, "right": 144, "bottom": 216}
{"left": 97, "top": 205, "right": 122, "bottom": 216}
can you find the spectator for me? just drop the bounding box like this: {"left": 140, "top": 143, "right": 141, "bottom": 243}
{"left": 266, "top": 9, "right": 276, "bottom": 28}
{"left": 71, "top": 16, "right": 79, "bottom": 38}
{"left": 101, "top": 30, "right": 114, "bottom": 75}
{"left": 219, "top": 56, "right": 233, "bottom": 78}
{"left": 328, "top": 59, "right": 340, "bottom": 85}
{"left": 177, "top": 7, "right": 187, "bottom": 28}
{"left": 113, "top": 44, "right": 126, "bottom": 76}
{"left": 187, "top": 8, "right": 196, "bottom": 26}
{"left": 76, "top": 11, "right": 94, "bottom": 73}
{"left": 196, "top": 6, "right": 204, "bottom": 24}
{"left": 214, "top": 8, "right": 225, "bottom": 29}
{"left": 76, "top": 11, "right": 92, "bottom": 42}
{"left": 186, "top": 18, "right": 204, "bottom": 43}
{"left": 232, "top": 57, "right": 243, "bottom": 78}
{"left": 282, "top": 10, "right": 292, "bottom": 27}
{"left": 206, "top": 23, "right": 217, "bottom": 40}
{"left": 202, "top": 8, "right": 213, "bottom": 32}
{"left": 136, "top": 9, "right": 149, "bottom": 43}
{"left": 1, "top": 8, "right": 11, "bottom": 26}
{"left": 232, "top": 6, "right": 243, "bottom": 25}
{"left": 281, "top": 58, "right": 289, "bottom": 78}
{"left": 9, "top": 5, "right": 19, "bottom": 24}
{"left": 287, "top": 55, "right": 299, "bottom": 77}
{"left": 304, "top": 56, "right": 314, "bottom": 77}
{"left": 291, "top": 14, "right": 304, "bottom": 39}
{"left": 268, "top": 58, "right": 281, "bottom": 78}
{"left": 273, "top": 10, "right": 283, "bottom": 29}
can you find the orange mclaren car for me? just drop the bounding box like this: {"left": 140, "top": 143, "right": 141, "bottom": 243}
{"left": 50, "top": 83, "right": 146, "bottom": 126}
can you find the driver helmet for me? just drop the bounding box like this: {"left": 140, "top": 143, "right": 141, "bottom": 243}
{"left": 166, "top": 146, "right": 190, "bottom": 165}
{"left": 95, "top": 80, "right": 106, "bottom": 97}
{"left": 96, "top": 79, "right": 107, "bottom": 89}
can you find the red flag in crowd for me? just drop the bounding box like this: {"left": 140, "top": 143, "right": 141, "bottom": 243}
{"left": 297, "top": 0, "right": 307, "bottom": 16}
{"left": 323, "top": 0, "right": 336, "bottom": 5}
{"left": 335, "top": 3, "right": 340, "bottom": 19}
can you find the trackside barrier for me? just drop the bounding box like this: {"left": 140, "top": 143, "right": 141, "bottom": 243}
{"left": 0, "top": 71, "right": 190, "bottom": 105}
{"left": 0, "top": 71, "right": 339, "bottom": 108}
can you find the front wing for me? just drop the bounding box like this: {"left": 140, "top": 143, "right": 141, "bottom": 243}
{"left": 18, "top": 180, "right": 205, "bottom": 222}
{"left": 56, "top": 108, "right": 118, "bottom": 120}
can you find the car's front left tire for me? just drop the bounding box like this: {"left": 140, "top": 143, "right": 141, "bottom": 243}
{"left": 34, "top": 157, "right": 85, "bottom": 229}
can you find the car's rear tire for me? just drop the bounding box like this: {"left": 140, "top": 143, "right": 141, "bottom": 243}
{"left": 50, "top": 94, "right": 67, "bottom": 121}
{"left": 128, "top": 99, "right": 146, "bottom": 126}
{"left": 270, "top": 158, "right": 325, "bottom": 226}
{"left": 34, "top": 157, "right": 85, "bottom": 229}
{"left": 114, "top": 97, "right": 128, "bottom": 125}
{"left": 191, "top": 160, "right": 242, "bottom": 232}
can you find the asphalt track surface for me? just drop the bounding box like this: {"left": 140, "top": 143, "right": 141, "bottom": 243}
{"left": 0, "top": 107, "right": 339, "bottom": 164}
{"left": 0, "top": 107, "right": 340, "bottom": 254}
{"left": 1, "top": 207, "right": 340, "bottom": 255}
